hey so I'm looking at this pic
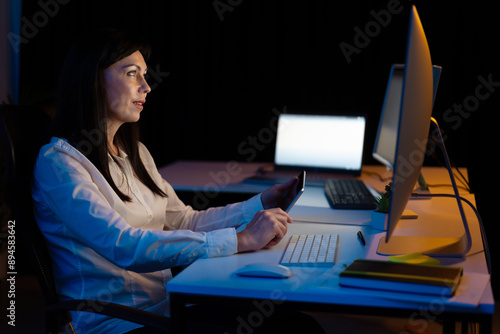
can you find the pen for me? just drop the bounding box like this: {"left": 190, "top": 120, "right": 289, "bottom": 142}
{"left": 357, "top": 231, "right": 366, "bottom": 246}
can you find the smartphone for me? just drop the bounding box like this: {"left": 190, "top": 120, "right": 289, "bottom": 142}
{"left": 280, "top": 171, "right": 306, "bottom": 212}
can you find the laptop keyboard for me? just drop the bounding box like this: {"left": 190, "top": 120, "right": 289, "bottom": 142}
{"left": 324, "top": 179, "right": 376, "bottom": 210}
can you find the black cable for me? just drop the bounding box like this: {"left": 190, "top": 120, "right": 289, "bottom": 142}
{"left": 426, "top": 135, "right": 471, "bottom": 192}
{"left": 411, "top": 193, "right": 491, "bottom": 275}
{"left": 425, "top": 183, "right": 471, "bottom": 192}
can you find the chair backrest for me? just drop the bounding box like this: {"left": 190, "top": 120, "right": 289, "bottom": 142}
{"left": 0, "top": 104, "right": 59, "bottom": 306}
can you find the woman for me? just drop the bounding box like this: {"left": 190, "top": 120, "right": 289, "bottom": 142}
{"left": 32, "top": 29, "right": 322, "bottom": 333}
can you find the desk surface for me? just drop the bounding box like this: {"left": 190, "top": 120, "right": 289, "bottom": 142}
{"left": 169, "top": 222, "right": 493, "bottom": 314}
{"left": 162, "top": 161, "right": 493, "bottom": 321}
{"left": 158, "top": 160, "right": 467, "bottom": 194}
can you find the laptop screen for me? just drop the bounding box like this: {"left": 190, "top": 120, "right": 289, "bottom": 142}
{"left": 274, "top": 114, "right": 366, "bottom": 174}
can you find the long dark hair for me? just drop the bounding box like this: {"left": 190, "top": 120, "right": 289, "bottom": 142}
{"left": 49, "top": 28, "right": 167, "bottom": 201}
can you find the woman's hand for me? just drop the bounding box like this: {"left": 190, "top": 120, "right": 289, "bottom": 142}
{"left": 237, "top": 208, "right": 292, "bottom": 252}
{"left": 260, "top": 177, "right": 299, "bottom": 210}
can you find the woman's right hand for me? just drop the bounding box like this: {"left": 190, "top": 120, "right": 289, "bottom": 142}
{"left": 236, "top": 208, "right": 292, "bottom": 253}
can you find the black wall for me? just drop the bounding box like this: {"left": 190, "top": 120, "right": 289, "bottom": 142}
{"left": 17, "top": 0, "right": 497, "bottom": 165}
{"left": 17, "top": 0, "right": 500, "bottom": 286}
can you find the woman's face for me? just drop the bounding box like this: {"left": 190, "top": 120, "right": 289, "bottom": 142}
{"left": 104, "top": 50, "right": 151, "bottom": 130}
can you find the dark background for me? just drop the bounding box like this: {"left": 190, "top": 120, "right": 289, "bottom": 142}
{"left": 16, "top": 0, "right": 500, "bottom": 288}
{"left": 18, "top": 0, "right": 498, "bottom": 166}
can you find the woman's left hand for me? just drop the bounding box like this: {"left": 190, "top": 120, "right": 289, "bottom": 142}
{"left": 260, "top": 177, "right": 299, "bottom": 210}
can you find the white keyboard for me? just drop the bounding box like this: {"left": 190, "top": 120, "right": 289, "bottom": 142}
{"left": 280, "top": 234, "right": 339, "bottom": 267}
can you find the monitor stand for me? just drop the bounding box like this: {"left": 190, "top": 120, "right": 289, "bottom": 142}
{"left": 412, "top": 173, "right": 431, "bottom": 197}
{"left": 377, "top": 117, "right": 472, "bottom": 257}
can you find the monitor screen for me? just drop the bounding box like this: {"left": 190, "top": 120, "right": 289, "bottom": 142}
{"left": 373, "top": 63, "right": 442, "bottom": 170}
{"left": 373, "top": 65, "right": 405, "bottom": 169}
{"left": 274, "top": 114, "right": 366, "bottom": 173}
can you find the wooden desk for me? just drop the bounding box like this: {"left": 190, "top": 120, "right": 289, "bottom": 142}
{"left": 159, "top": 161, "right": 493, "bottom": 333}
{"left": 158, "top": 160, "right": 266, "bottom": 209}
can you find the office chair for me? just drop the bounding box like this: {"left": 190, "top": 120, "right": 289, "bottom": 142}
{"left": 0, "top": 105, "right": 171, "bottom": 333}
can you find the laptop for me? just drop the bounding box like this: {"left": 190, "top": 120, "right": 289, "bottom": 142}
{"left": 245, "top": 113, "right": 367, "bottom": 185}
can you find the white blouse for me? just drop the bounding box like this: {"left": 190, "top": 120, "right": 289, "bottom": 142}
{"left": 32, "top": 137, "right": 263, "bottom": 333}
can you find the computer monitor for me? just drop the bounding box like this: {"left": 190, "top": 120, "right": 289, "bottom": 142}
{"left": 386, "top": 4, "right": 433, "bottom": 239}
{"left": 375, "top": 5, "right": 471, "bottom": 256}
{"left": 373, "top": 64, "right": 442, "bottom": 170}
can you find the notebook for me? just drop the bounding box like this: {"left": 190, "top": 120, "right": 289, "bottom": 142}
{"left": 339, "top": 259, "right": 463, "bottom": 297}
{"left": 245, "top": 113, "right": 367, "bottom": 185}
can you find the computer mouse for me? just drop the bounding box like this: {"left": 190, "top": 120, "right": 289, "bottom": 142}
{"left": 235, "top": 263, "right": 293, "bottom": 279}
